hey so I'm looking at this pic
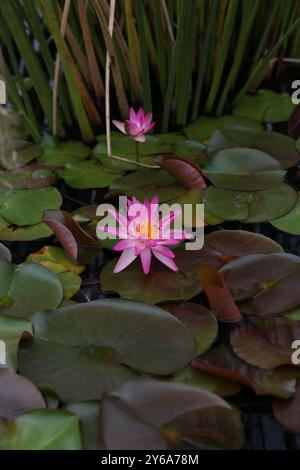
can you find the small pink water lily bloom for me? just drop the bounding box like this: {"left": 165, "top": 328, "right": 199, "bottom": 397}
{"left": 99, "top": 196, "right": 191, "bottom": 275}
{"left": 112, "top": 107, "right": 156, "bottom": 143}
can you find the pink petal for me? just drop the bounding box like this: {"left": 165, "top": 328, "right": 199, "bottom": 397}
{"left": 137, "top": 107, "right": 144, "bottom": 121}
{"left": 143, "top": 112, "right": 153, "bottom": 126}
{"left": 126, "top": 120, "right": 140, "bottom": 136}
{"left": 113, "top": 239, "right": 136, "bottom": 251}
{"left": 134, "top": 240, "right": 146, "bottom": 256}
{"left": 156, "top": 238, "right": 180, "bottom": 246}
{"left": 152, "top": 250, "right": 178, "bottom": 271}
{"left": 144, "top": 121, "right": 156, "bottom": 133}
{"left": 152, "top": 244, "right": 175, "bottom": 258}
{"left": 113, "top": 248, "right": 137, "bottom": 273}
{"left": 134, "top": 134, "right": 146, "bottom": 143}
{"left": 168, "top": 229, "right": 190, "bottom": 240}
{"left": 140, "top": 247, "right": 152, "bottom": 274}
{"left": 112, "top": 120, "right": 126, "bottom": 134}
{"left": 129, "top": 107, "right": 137, "bottom": 123}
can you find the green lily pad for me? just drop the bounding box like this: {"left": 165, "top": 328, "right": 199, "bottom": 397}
{"left": 0, "top": 141, "right": 43, "bottom": 170}
{"left": 0, "top": 260, "right": 63, "bottom": 319}
{"left": 0, "top": 187, "right": 62, "bottom": 226}
{"left": 95, "top": 133, "right": 171, "bottom": 158}
{"left": 0, "top": 314, "right": 32, "bottom": 370}
{"left": 183, "top": 115, "right": 262, "bottom": 142}
{"left": 39, "top": 136, "right": 90, "bottom": 166}
{"left": 283, "top": 306, "right": 300, "bottom": 321}
{"left": 0, "top": 216, "right": 52, "bottom": 241}
{"left": 233, "top": 90, "right": 296, "bottom": 123}
{"left": 271, "top": 193, "right": 300, "bottom": 234}
{"left": 171, "top": 368, "right": 241, "bottom": 397}
{"left": 0, "top": 166, "right": 57, "bottom": 189}
{"left": 107, "top": 169, "right": 186, "bottom": 202}
{"left": 203, "top": 148, "right": 284, "bottom": 190}
{"left": 59, "top": 161, "right": 119, "bottom": 189}
{"left": 100, "top": 258, "right": 201, "bottom": 304}
{"left": 0, "top": 409, "right": 82, "bottom": 450}
{"left": 162, "top": 302, "right": 217, "bottom": 355}
{"left": 65, "top": 402, "right": 103, "bottom": 450}
{"left": 155, "top": 132, "right": 186, "bottom": 144}
{"left": 27, "top": 246, "right": 84, "bottom": 300}
{"left": 174, "top": 140, "right": 208, "bottom": 167}
{"left": 202, "top": 184, "right": 297, "bottom": 223}
{"left": 19, "top": 300, "right": 196, "bottom": 402}
{"left": 207, "top": 128, "right": 300, "bottom": 169}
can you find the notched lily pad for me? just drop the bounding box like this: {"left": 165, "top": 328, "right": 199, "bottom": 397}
{"left": 19, "top": 300, "right": 196, "bottom": 402}
{"left": 107, "top": 169, "right": 186, "bottom": 202}
{"left": 59, "top": 161, "right": 119, "bottom": 189}
{"left": 175, "top": 230, "right": 282, "bottom": 277}
{"left": 0, "top": 187, "right": 62, "bottom": 226}
{"left": 193, "top": 345, "right": 298, "bottom": 399}
{"left": 162, "top": 302, "right": 217, "bottom": 355}
{"left": 39, "top": 136, "right": 90, "bottom": 166}
{"left": 0, "top": 259, "right": 63, "bottom": 319}
{"left": 221, "top": 253, "right": 300, "bottom": 315}
{"left": 0, "top": 165, "right": 57, "bottom": 189}
{"left": 0, "top": 409, "right": 82, "bottom": 450}
{"left": 102, "top": 379, "right": 244, "bottom": 450}
{"left": 100, "top": 258, "right": 201, "bottom": 304}
{"left": 203, "top": 148, "right": 284, "bottom": 190}
{"left": 230, "top": 318, "right": 300, "bottom": 369}
{"left": 183, "top": 115, "right": 262, "bottom": 142}
{"left": 202, "top": 184, "right": 297, "bottom": 223}
{"left": 271, "top": 193, "right": 300, "bottom": 235}
{"left": 0, "top": 314, "right": 32, "bottom": 370}
{"left": 0, "top": 369, "right": 45, "bottom": 419}
{"left": 233, "top": 90, "right": 295, "bottom": 123}
{"left": 172, "top": 368, "right": 241, "bottom": 397}
{"left": 207, "top": 127, "right": 300, "bottom": 169}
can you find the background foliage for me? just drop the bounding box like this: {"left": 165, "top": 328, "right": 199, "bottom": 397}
{"left": 1, "top": 0, "right": 300, "bottom": 141}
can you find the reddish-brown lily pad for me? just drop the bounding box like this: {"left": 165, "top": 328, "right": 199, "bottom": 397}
{"left": 198, "top": 267, "right": 241, "bottom": 322}
{"left": 162, "top": 302, "right": 217, "bottom": 355}
{"left": 221, "top": 253, "right": 300, "bottom": 315}
{"left": 100, "top": 258, "right": 201, "bottom": 305}
{"left": 43, "top": 210, "right": 101, "bottom": 264}
{"left": 175, "top": 230, "right": 282, "bottom": 277}
{"left": 0, "top": 369, "right": 45, "bottom": 419}
{"left": 102, "top": 379, "right": 244, "bottom": 450}
{"left": 193, "top": 346, "right": 298, "bottom": 399}
{"left": 230, "top": 318, "right": 300, "bottom": 369}
{"left": 158, "top": 156, "right": 207, "bottom": 190}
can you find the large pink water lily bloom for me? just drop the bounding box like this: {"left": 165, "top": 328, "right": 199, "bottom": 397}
{"left": 100, "top": 196, "right": 191, "bottom": 275}
{"left": 112, "top": 107, "right": 156, "bottom": 143}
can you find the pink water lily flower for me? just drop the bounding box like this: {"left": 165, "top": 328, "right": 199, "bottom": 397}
{"left": 113, "top": 107, "right": 156, "bottom": 143}
{"left": 100, "top": 196, "right": 191, "bottom": 275}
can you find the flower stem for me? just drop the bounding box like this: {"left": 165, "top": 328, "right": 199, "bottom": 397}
{"left": 135, "top": 140, "right": 140, "bottom": 163}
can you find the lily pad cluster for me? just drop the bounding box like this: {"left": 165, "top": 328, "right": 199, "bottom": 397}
{"left": 202, "top": 131, "right": 300, "bottom": 223}
{"left": 1, "top": 100, "right": 300, "bottom": 450}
